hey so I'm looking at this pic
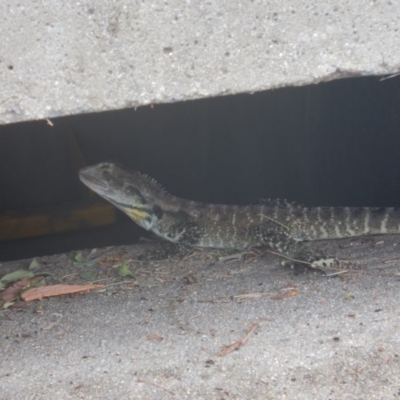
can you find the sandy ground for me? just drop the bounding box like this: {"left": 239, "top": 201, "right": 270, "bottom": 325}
{"left": 1, "top": 236, "right": 400, "bottom": 399}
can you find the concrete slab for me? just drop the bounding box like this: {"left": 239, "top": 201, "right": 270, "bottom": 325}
{"left": 1, "top": 0, "right": 400, "bottom": 124}
{"left": 1, "top": 237, "right": 400, "bottom": 398}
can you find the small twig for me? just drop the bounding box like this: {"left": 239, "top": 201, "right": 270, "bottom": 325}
{"left": 323, "top": 270, "right": 350, "bottom": 277}
{"left": 234, "top": 292, "right": 266, "bottom": 299}
{"left": 60, "top": 273, "right": 78, "bottom": 281}
{"left": 137, "top": 378, "right": 176, "bottom": 397}
{"left": 383, "top": 259, "right": 400, "bottom": 264}
{"left": 219, "top": 323, "right": 259, "bottom": 356}
{"left": 89, "top": 278, "right": 112, "bottom": 284}
{"left": 180, "top": 248, "right": 195, "bottom": 263}
{"left": 99, "top": 280, "right": 139, "bottom": 289}
{"left": 266, "top": 250, "right": 312, "bottom": 266}
{"left": 380, "top": 73, "right": 400, "bottom": 81}
{"left": 197, "top": 298, "right": 230, "bottom": 304}
{"left": 219, "top": 252, "right": 251, "bottom": 262}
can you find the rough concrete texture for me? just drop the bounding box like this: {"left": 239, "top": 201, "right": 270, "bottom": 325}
{"left": 1, "top": 237, "right": 400, "bottom": 399}
{"left": 1, "top": 0, "right": 400, "bottom": 124}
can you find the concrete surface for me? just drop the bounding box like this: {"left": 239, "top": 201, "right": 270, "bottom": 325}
{"left": 1, "top": 236, "right": 400, "bottom": 399}
{"left": 1, "top": 0, "right": 400, "bottom": 125}
{"left": 1, "top": 1, "right": 400, "bottom": 398}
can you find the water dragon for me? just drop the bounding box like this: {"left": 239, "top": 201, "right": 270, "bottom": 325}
{"left": 79, "top": 162, "right": 400, "bottom": 270}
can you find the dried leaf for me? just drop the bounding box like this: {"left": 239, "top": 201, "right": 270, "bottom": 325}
{"left": 21, "top": 284, "right": 104, "bottom": 302}
{"left": 270, "top": 288, "right": 298, "bottom": 301}
{"left": 184, "top": 275, "right": 197, "bottom": 284}
{"left": 98, "top": 255, "right": 123, "bottom": 265}
{"left": 0, "top": 279, "right": 30, "bottom": 302}
{"left": 147, "top": 334, "right": 164, "bottom": 341}
{"left": 9, "top": 302, "right": 29, "bottom": 310}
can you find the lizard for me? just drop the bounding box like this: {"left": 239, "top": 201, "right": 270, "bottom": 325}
{"left": 79, "top": 162, "right": 400, "bottom": 271}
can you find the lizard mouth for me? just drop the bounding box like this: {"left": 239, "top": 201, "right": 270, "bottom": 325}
{"left": 79, "top": 170, "right": 111, "bottom": 195}
{"left": 79, "top": 171, "right": 128, "bottom": 210}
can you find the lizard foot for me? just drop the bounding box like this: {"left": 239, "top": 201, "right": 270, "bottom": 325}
{"left": 280, "top": 249, "right": 341, "bottom": 275}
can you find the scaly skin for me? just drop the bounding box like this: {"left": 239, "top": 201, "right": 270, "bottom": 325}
{"left": 79, "top": 162, "right": 400, "bottom": 270}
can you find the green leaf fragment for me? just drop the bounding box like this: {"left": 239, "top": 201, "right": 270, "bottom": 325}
{"left": 0, "top": 270, "right": 34, "bottom": 284}
{"left": 29, "top": 258, "right": 41, "bottom": 271}
{"left": 79, "top": 271, "right": 96, "bottom": 281}
{"left": 117, "top": 263, "right": 135, "bottom": 278}
{"left": 33, "top": 279, "right": 46, "bottom": 287}
{"left": 75, "top": 252, "right": 84, "bottom": 263}
{"left": 75, "top": 259, "right": 98, "bottom": 267}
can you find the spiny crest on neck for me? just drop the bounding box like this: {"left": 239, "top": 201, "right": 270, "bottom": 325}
{"left": 104, "top": 162, "right": 171, "bottom": 201}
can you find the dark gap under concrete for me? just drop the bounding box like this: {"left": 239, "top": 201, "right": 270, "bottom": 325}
{"left": 0, "top": 75, "right": 400, "bottom": 261}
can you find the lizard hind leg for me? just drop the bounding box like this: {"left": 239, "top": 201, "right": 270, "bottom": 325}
{"left": 286, "top": 245, "right": 340, "bottom": 274}
{"left": 268, "top": 237, "right": 339, "bottom": 273}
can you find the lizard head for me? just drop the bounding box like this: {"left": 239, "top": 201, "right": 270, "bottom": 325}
{"left": 79, "top": 162, "right": 165, "bottom": 230}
